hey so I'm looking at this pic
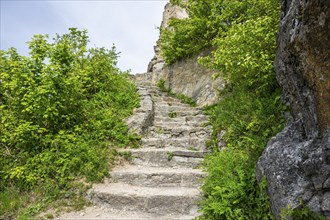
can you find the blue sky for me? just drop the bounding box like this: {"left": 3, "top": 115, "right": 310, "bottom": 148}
{"left": 0, "top": 0, "right": 168, "bottom": 73}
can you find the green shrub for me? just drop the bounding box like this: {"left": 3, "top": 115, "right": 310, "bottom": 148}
{"left": 200, "top": 150, "right": 274, "bottom": 219}
{"left": 0, "top": 28, "right": 139, "bottom": 217}
{"left": 159, "top": 0, "right": 285, "bottom": 218}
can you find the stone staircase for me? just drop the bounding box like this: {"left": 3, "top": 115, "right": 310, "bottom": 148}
{"left": 59, "top": 83, "right": 211, "bottom": 220}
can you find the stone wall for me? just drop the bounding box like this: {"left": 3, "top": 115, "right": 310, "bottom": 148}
{"left": 257, "top": 0, "right": 330, "bottom": 219}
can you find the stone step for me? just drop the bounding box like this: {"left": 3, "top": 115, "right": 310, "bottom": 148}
{"left": 154, "top": 115, "right": 209, "bottom": 124}
{"left": 154, "top": 106, "right": 200, "bottom": 114}
{"left": 123, "top": 148, "right": 206, "bottom": 168}
{"left": 153, "top": 121, "right": 208, "bottom": 129}
{"left": 59, "top": 206, "right": 200, "bottom": 220}
{"left": 152, "top": 97, "right": 191, "bottom": 106}
{"left": 155, "top": 101, "right": 192, "bottom": 108}
{"left": 57, "top": 83, "right": 210, "bottom": 220}
{"left": 155, "top": 100, "right": 201, "bottom": 108}
{"left": 154, "top": 101, "right": 187, "bottom": 107}
{"left": 153, "top": 98, "right": 189, "bottom": 105}
{"left": 142, "top": 137, "right": 207, "bottom": 150}
{"left": 87, "top": 183, "right": 201, "bottom": 216}
{"left": 155, "top": 109, "right": 202, "bottom": 118}
{"left": 110, "top": 165, "right": 206, "bottom": 187}
{"left": 146, "top": 126, "right": 211, "bottom": 139}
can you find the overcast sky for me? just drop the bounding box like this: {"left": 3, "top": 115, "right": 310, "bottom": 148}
{"left": 0, "top": 0, "right": 168, "bottom": 74}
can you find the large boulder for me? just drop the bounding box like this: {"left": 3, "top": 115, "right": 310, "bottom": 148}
{"left": 257, "top": 0, "right": 330, "bottom": 219}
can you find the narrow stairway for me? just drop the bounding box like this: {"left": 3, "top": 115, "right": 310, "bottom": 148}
{"left": 60, "top": 83, "right": 211, "bottom": 220}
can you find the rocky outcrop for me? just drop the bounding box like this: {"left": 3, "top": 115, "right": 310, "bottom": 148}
{"left": 137, "top": 2, "right": 224, "bottom": 106}
{"left": 147, "top": 2, "right": 188, "bottom": 74}
{"left": 257, "top": 0, "right": 330, "bottom": 219}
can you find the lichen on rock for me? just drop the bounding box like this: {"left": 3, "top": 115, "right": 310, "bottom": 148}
{"left": 257, "top": 0, "right": 330, "bottom": 219}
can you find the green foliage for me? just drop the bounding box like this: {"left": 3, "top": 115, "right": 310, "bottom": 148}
{"left": 159, "top": 0, "right": 286, "bottom": 218}
{"left": 0, "top": 28, "right": 139, "bottom": 218}
{"left": 160, "top": 0, "right": 278, "bottom": 64}
{"left": 175, "top": 93, "right": 197, "bottom": 107}
{"left": 156, "top": 79, "right": 170, "bottom": 92}
{"left": 168, "top": 111, "right": 177, "bottom": 118}
{"left": 167, "top": 152, "right": 174, "bottom": 161}
{"left": 200, "top": 150, "right": 273, "bottom": 219}
{"left": 280, "top": 202, "right": 326, "bottom": 220}
{"left": 0, "top": 187, "right": 29, "bottom": 219}
{"left": 117, "top": 150, "right": 133, "bottom": 161}
{"left": 199, "top": 2, "right": 279, "bottom": 95}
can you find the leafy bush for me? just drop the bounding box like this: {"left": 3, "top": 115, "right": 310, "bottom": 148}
{"left": 160, "top": 0, "right": 278, "bottom": 64}
{"left": 159, "top": 0, "right": 285, "bottom": 219}
{"left": 200, "top": 150, "right": 273, "bottom": 219}
{"left": 0, "top": 28, "right": 139, "bottom": 217}
{"left": 201, "top": 89, "right": 284, "bottom": 219}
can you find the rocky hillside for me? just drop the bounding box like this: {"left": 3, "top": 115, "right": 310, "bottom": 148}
{"left": 257, "top": 0, "right": 330, "bottom": 218}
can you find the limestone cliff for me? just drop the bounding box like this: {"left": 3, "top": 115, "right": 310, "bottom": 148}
{"left": 136, "top": 2, "right": 224, "bottom": 106}
{"left": 257, "top": 0, "right": 330, "bottom": 218}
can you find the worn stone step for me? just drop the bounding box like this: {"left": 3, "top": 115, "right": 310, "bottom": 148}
{"left": 146, "top": 126, "right": 211, "bottom": 139}
{"left": 155, "top": 101, "right": 191, "bottom": 108}
{"left": 152, "top": 120, "right": 209, "bottom": 129}
{"left": 155, "top": 109, "right": 202, "bottom": 118}
{"left": 123, "top": 148, "right": 206, "bottom": 168}
{"left": 153, "top": 100, "right": 188, "bottom": 107}
{"left": 57, "top": 82, "right": 210, "bottom": 220}
{"left": 154, "top": 115, "right": 209, "bottom": 124}
{"left": 150, "top": 125, "right": 209, "bottom": 132}
{"left": 88, "top": 183, "right": 201, "bottom": 216}
{"left": 153, "top": 121, "right": 208, "bottom": 129}
{"left": 152, "top": 98, "right": 192, "bottom": 106}
{"left": 142, "top": 137, "right": 207, "bottom": 150}
{"left": 154, "top": 107, "right": 201, "bottom": 115}
{"left": 155, "top": 102, "right": 202, "bottom": 111}
{"left": 155, "top": 101, "right": 202, "bottom": 108}
{"left": 59, "top": 206, "right": 200, "bottom": 220}
{"left": 110, "top": 165, "right": 206, "bottom": 187}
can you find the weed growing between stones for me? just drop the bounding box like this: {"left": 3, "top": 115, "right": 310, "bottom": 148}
{"left": 167, "top": 152, "right": 174, "bottom": 161}
{"left": 168, "top": 111, "right": 177, "bottom": 118}
{"left": 188, "top": 147, "right": 199, "bottom": 151}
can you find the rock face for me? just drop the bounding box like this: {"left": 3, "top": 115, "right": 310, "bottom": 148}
{"left": 59, "top": 81, "right": 211, "bottom": 219}
{"left": 147, "top": 2, "right": 188, "bottom": 75}
{"left": 257, "top": 0, "right": 330, "bottom": 219}
{"left": 137, "top": 3, "right": 224, "bottom": 106}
